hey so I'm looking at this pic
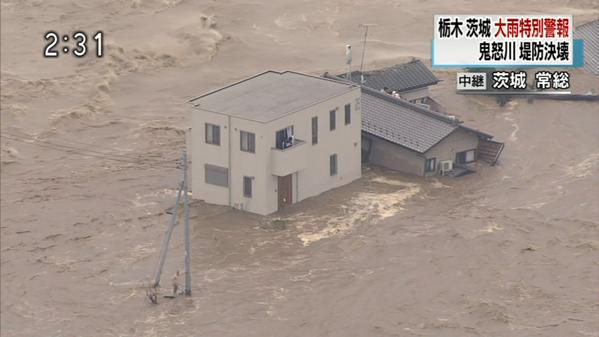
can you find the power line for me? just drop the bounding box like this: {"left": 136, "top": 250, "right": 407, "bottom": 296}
{"left": 2, "top": 134, "right": 174, "bottom": 168}
{"left": 3, "top": 130, "right": 174, "bottom": 164}
{"left": 8, "top": 129, "right": 183, "bottom": 159}
{"left": 1, "top": 133, "right": 178, "bottom": 169}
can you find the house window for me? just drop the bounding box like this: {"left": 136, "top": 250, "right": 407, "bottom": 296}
{"left": 275, "top": 126, "right": 294, "bottom": 149}
{"left": 205, "top": 123, "right": 220, "bottom": 145}
{"left": 205, "top": 164, "right": 228, "bottom": 187}
{"left": 344, "top": 104, "right": 351, "bottom": 125}
{"left": 311, "top": 116, "right": 318, "bottom": 145}
{"left": 330, "top": 154, "right": 337, "bottom": 176}
{"left": 329, "top": 109, "right": 336, "bottom": 131}
{"left": 456, "top": 149, "right": 476, "bottom": 164}
{"left": 240, "top": 131, "right": 255, "bottom": 153}
{"left": 425, "top": 158, "right": 436, "bottom": 172}
{"left": 243, "top": 176, "right": 252, "bottom": 197}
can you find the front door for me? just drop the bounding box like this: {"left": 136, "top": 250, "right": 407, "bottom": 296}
{"left": 277, "top": 174, "right": 292, "bottom": 210}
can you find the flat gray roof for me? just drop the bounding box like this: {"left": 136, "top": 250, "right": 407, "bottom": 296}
{"left": 189, "top": 71, "right": 358, "bottom": 123}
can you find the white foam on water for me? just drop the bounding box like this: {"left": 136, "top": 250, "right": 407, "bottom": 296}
{"left": 296, "top": 177, "right": 421, "bottom": 246}
{"left": 563, "top": 153, "right": 599, "bottom": 178}
{"left": 480, "top": 223, "right": 504, "bottom": 233}
{"left": 502, "top": 112, "right": 520, "bottom": 142}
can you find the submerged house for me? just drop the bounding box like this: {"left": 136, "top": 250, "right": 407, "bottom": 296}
{"left": 188, "top": 71, "right": 362, "bottom": 215}
{"left": 339, "top": 59, "right": 443, "bottom": 110}
{"left": 360, "top": 86, "right": 503, "bottom": 176}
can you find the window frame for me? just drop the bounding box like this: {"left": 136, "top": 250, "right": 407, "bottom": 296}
{"left": 329, "top": 109, "right": 336, "bottom": 131}
{"left": 311, "top": 116, "right": 318, "bottom": 145}
{"left": 344, "top": 103, "right": 351, "bottom": 125}
{"left": 275, "top": 126, "right": 294, "bottom": 150}
{"left": 204, "top": 164, "right": 228, "bottom": 187}
{"left": 205, "top": 123, "right": 220, "bottom": 145}
{"left": 425, "top": 157, "right": 437, "bottom": 173}
{"left": 330, "top": 154, "right": 338, "bottom": 176}
{"left": 240, "top": 130, "right": 256, "bottom": 153}
{"left": 243, "top": 176, "right": 252, "bottom": 198}
{"left": 456, "top": 149, "right": 476, "bottom": 164}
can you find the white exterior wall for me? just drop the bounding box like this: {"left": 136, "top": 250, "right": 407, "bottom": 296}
{"left": 190, "top": 87, "right": 361, "bottom": 215}
{"left": 228, "top": 117, "right": 270, "bottom": 214}
{"left": 191, "top": 109, "right": 230, "bottom": 206}
{"left": 263, "top": 89, "right": 362, "bottom": 213}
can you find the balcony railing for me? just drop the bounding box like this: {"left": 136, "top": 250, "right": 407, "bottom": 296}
{"left": 271, "top": 139, "right": 307, "bottom": 176}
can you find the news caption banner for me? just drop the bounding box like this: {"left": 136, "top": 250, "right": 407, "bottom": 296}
{"left": 432, "top": 15, "right": 584, "bottom": 95}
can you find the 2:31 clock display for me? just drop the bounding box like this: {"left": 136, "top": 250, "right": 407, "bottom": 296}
{"left": 44, "top": 31, "right": 104, "bottom": 58}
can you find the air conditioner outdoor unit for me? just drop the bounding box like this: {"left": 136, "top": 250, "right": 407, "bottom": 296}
{"left": 440, "top": 160, "right": 453, "bottom": 175}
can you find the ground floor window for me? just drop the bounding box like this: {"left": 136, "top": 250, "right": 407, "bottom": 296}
{"left": 456, "top": 149, "right": 476, "bottom": 164}
{"left": 330, "top": 154, "right": 338, "bottom": 176}
{"left": 205, "top": 164, "right": 228, "bottom": 187}
{"left": 425, "top": 157, "right": 436, "bottom": 172}
{"left": 243, "top": 176, "right": 252, "bottom": 197}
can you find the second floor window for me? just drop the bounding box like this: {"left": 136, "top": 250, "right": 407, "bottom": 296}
{"left": 329, "top": 109, "right": 336, "bottom": 131}
{"left": 344, "top": 104, "right": 351, "bottom": 125}
{"left": 205, "top": 123, "right": 220, "bottom": 145}
{"left": 276, "top": 126, "right": 294, "bottom": 149}
{"left": 240, "top": 131, "right": 255, "bottom": 153}
{"left": 311, "top": 116, "right": 318, "bottom": 145}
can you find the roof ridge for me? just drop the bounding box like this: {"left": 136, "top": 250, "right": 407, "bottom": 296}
{"left": 284, "top": 70, "right": 358, "bottom": 87}
{"left": 360, "top": 85, "right": 460, "bottom": 125}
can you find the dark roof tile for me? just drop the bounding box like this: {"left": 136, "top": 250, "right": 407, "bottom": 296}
{"left": 574, "top": 20, "right": 599, "bottom": 75}
{"left": 338, "top": 59, "right": 439, "bottom": 92}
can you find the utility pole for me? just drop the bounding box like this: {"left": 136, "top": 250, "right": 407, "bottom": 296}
{"left": 149, "top": 151, "right": 192, "bottom": 301}
{"left": 152, "top": 181, "right": 184, "bottom": 288}
{"left": 182, "top": 151, "right": 192, "bottom": 296}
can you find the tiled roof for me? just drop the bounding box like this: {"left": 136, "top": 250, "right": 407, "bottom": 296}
{"left": 338, "top": 59, "right": 439, "bottom": 92}
{"left": 189, "top": 71, "right": 357, "bottom": 123}
{"left": 574, "top": 20, "right": 599, "bottom": 75}
{"left": 361, "top": 87, "right": 458, "bottom": 153}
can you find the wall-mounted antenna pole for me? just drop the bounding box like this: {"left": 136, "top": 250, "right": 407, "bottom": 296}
{"left": 345, "top": 44, "right": 352, "bottom": 81}
{"left": 359, "top": 24, "right": 376, "bottom": 84}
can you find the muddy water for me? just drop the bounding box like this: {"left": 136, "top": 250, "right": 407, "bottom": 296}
{"left": 1, "top": 0, "right": 598, "bottom": 336}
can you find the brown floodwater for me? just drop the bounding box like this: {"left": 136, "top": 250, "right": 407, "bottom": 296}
{"left": 1, "top": 0, "right": 598, "bottom": 336}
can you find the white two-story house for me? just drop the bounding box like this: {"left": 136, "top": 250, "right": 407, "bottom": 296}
{"left": 188, "top": 71, "right": 362, "bottom": 215}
